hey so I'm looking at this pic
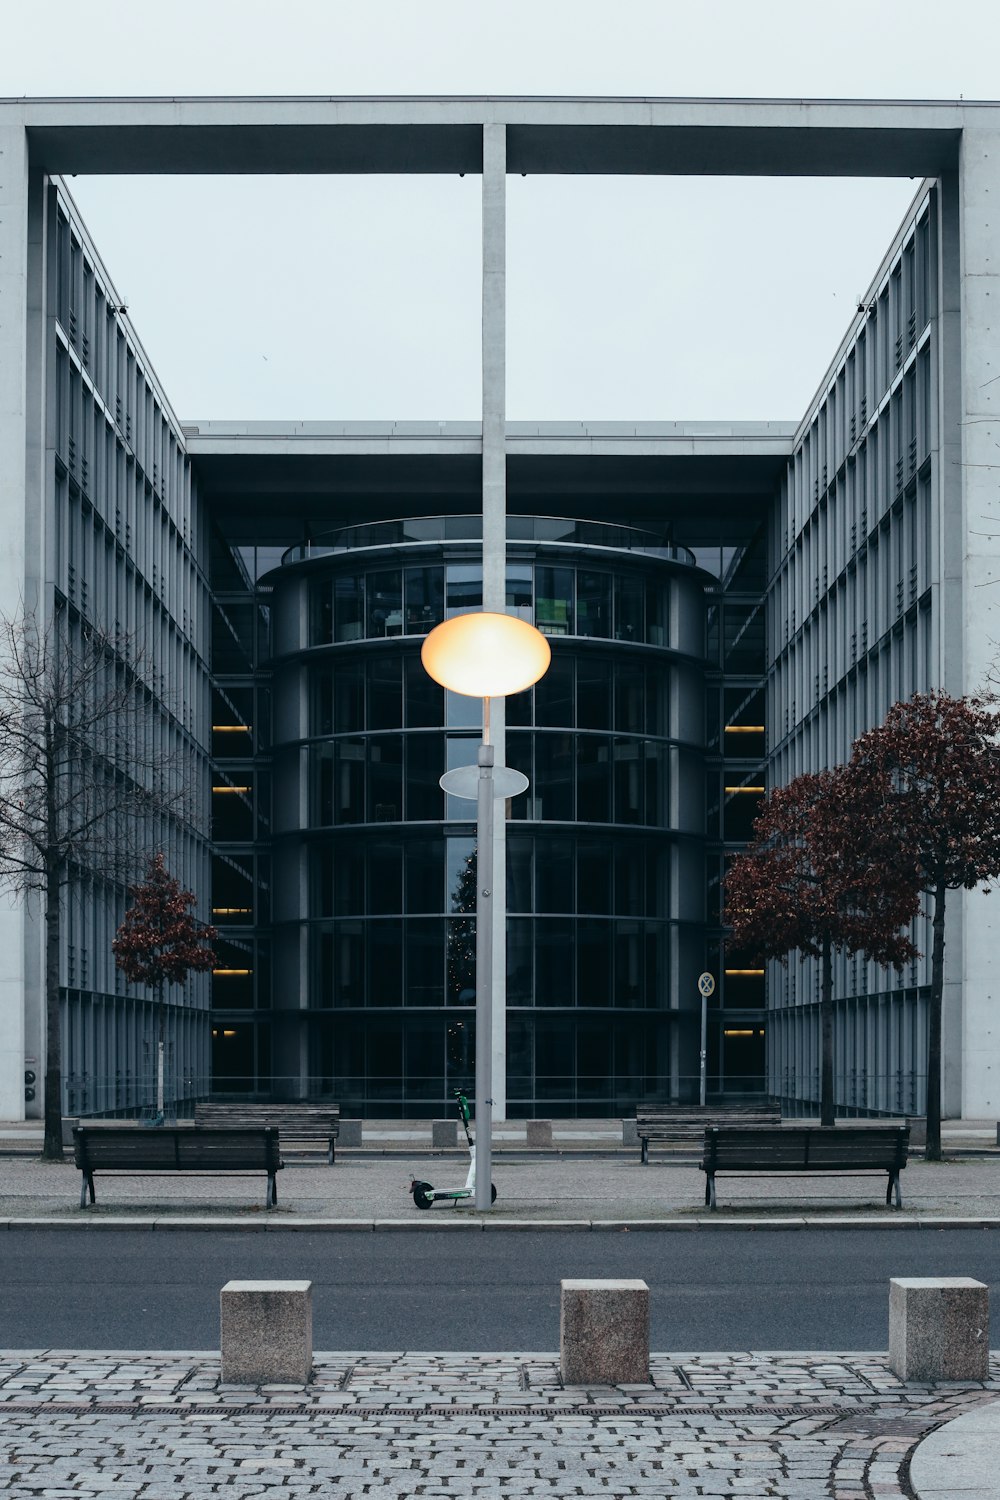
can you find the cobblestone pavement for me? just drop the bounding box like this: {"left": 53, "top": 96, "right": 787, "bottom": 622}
{"left": 1, "top": 1350, "right": 998, "bottom": 1497}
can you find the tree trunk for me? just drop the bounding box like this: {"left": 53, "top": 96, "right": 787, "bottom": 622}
{"left": 156, "top": 982, "right": 165, "bottom": 1120}
{"left": 41, "top": 858, "right": 63, "bottom": 1161}
{"left": 820, "top": 934, "right": 835, "bottom": 1128}
{"left": 925, "top": 880, "right": 947, "bottom": 1162}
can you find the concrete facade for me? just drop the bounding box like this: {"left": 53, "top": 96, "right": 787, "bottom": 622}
{"left": 1, "top": 95, "right": 999, "bottom": 1123}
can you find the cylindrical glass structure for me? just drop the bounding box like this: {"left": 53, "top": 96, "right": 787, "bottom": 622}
{"left": 265, "top": 517, "right": 708, "bottom": 1116}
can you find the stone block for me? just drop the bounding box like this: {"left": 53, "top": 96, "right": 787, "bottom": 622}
{"left": 888, "top": 1277, "right": 989, "bottom": 1381}
{"left": 338, "top": 1118, "right": 362, "bottom": 1147}
{"left": 220, "top": 1280, "right": 313, "bottom": 1385}
{"left": 560, "top": 1278, "right": 649, "bottom": 1385}
{"left": 621, "top": 1118, "right": 639, "bottom": 1146}
{"left": 907, "top": 1116, "right": 927, "bottom": 1149}
{"left": 431, "top": 1119, "right": 458, "bottom": 1147}
{"left": 526, "top": 1119, "right": 552, "bottom": 1147}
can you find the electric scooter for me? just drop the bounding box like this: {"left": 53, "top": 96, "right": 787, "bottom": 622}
{"left": 410, "top": 1089, "right": 497, "bottom": 1209}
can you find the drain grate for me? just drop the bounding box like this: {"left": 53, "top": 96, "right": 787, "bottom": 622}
{"left": 0, "top": 1400, "right": 870, "bottom": 1420}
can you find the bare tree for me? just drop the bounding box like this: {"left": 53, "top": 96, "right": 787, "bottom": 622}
{"left": 0, "top": 606, "right": 198, "bottom": 1160}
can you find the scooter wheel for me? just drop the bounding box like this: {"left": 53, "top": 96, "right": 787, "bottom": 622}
{"left": 491, "top": 1183, "right": 497, "bottom": 1204}
{"left": 411, "top": 1181, "right": 434, "bottom": 1210}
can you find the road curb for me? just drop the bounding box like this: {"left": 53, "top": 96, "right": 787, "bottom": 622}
{"left": 3, "top": 1214, "right": 1000, "bottom": 1231}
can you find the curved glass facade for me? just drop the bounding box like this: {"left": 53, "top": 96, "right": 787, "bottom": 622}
{"left": 267, "top": 522, "right": 708, "bottom": 1115}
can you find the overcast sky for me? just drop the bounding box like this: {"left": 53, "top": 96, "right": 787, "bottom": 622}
{"left": 3, "top": 0, "right": 998, "bottom": 423}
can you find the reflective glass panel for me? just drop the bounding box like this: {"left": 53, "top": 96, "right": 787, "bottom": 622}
{"left": 615, "top": 573, "right": 644, "bottom": 642}
{"left": 577, "top": 571, "right": 612, "bottom": 638}
{"left": 536, "top": 566, "right": 574, "bottom": 636}
{"left": 446, "top": 564, "right": 482, "bottom": 617}
{"left": 577, "top": 656, "right": 611, "bottom": 729}
{"left": 577, "top": 736, "right": 612, "bottom": 823}
{"left": 535, "top": 656, "right": 574, "bottom": 727}
{"left": 404, "top": 566, "right": 444, "bottom": 634}
{"left": 367, "top": 570, "right": 403, "bottom": 639}
{"left": 405, "top": 655, "right": 444, "bottom": 727}
{"left": 369, "top": 656, "right": 402, "bottom": 730}
{"left": 505, "top": 563, "right": 533, "bottom": 622}
{"left": 406, "top": 918, "right": 444, "bottom": 1006}
{"left": 406, "top": 733, "right": 444, "bottom": 821}
{"left": 446, "top": 837, "right": 477, "bottom": 914}
{"left": 367, "top": 840, "right": 402, "bottom": 916}
{"left": 368, "top": 735, "right": 403, "bottom": 823}
{"left": 368, "top": 921, "right": 402, "bottom": 1004}
{"left": 405, "top": 839, "right": 443, "bottom": 913}
{"left": 334, "top": 575, "right": 364, "bottom": 643}
{"left": 534, "top": 733, "right": 573, "bottom": 821}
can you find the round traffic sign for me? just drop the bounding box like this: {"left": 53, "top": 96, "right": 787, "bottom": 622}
{"left": 697, "top": 972, "right": 716, "bottom": 998}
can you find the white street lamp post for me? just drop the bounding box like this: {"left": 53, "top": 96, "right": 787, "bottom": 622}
{"left": 421, "top": 612, "right": 551, "bottom": 1209}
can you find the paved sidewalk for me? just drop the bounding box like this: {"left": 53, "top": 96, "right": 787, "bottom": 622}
{"left": 0, "top": 1348, "right": 997, "bottom": 1497}
{"left": 2, "top": 1148, "right": 1000, "bottom": 1226}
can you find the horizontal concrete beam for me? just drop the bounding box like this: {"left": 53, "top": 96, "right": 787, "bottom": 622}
{"left": 3, "top": 96, "right": 978, "bottom": 177}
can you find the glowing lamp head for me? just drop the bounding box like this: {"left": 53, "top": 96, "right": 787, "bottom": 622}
{"left": 420, "top": 611, "right": 551, "bottom": 698}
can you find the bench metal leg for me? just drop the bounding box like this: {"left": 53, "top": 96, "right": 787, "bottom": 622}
{"left": 328, "top": 1139, "right": 334, "bottom": 1166}
{"left": 640, "top": 1137, "right": 648, "bottom": 1166}
{"left": 267, "top": 1172, "right": 277, "bottom": 1208}
{"left": 79, "top": 1171, "right": 95, "bottom": 1208}
{"left": 887, "top": 1169, "right": 902, "bottom": 1210}
{"left": 705, "top": 1172, "right": 716, "bottom": 1210}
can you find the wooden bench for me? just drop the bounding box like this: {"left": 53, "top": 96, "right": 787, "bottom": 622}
{"left": 636, "top": 1104, "right": 781, "bottom": 1164}
{"left": 73, "top": 1125, "right": 284, "bottom": 1208}
{"left": 700, "top": 1124, "right": 910, "bottom": 1210}
{"left": 194, "top": 1104, "right": 340, "bottom": 1164}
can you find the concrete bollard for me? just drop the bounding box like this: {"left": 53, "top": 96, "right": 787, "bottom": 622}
{"left": 526, "top": 1119, "right": 553, "bottom": 1148}
{"left": 431, "top": 1118, "right": 458, "bottom": 1147}
{"left": 560, "top": 1279, "right": 650, "bottom": 1385}
{"left": 338, "top": 1119, "right": 363, "bottom": 1147}
{"left": 889, "top": 1277, "right": 989, "bottom": 1382}
{"left": 621, "top": 1118, "right": 639, "bottom": 1146}
{"left": 220, "top": 1280, "right": 313, "bottom": 1385}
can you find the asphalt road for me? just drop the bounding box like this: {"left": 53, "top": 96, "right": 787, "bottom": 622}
{"left": 2, "top": 1228, "right": 999, "bottom": 1352}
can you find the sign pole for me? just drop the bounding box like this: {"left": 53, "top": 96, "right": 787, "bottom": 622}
{"left": 697, "top": 972, "right": 716, "bottom": 1107}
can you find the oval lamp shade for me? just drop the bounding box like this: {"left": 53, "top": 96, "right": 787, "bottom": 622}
{"left": 421, "top": 611, "right": 552, "bottom": 698}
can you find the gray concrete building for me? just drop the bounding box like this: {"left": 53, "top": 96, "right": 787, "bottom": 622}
{"left": 0, "top": 96, "right": 998, "bottom": 1123}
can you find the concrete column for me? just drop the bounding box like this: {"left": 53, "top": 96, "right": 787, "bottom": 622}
{"left": 953, "top": 133, "right": 1000, "bottom": 1118}
{"left": 482, "top": 122, "right": 507, "bottom": 1121}
{"left": 0, "top": 117, "right": 31, "bottom": 1122}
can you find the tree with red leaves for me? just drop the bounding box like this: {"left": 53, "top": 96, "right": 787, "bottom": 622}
{"left": 113, "top": 853, "right": 216, "bottom": 1120}
{"left": 849, "top": 692, "right": 1000, "bottom": 1160}
{"left": 725, "top": 767, "right": 920, "bottom": 1126}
